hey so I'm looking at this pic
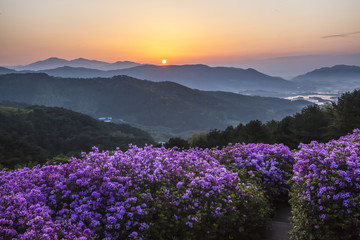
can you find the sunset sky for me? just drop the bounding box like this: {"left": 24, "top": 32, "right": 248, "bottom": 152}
{"left": 1, "top": 0, "right": 360, "bottom": 66}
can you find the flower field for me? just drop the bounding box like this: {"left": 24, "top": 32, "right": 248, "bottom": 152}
{"left": 0, "top": 130, "right": 359, "bottom": 240}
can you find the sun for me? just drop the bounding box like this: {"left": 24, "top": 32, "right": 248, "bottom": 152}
{"left": 162, "top": 59, "right": 167, "bottom": 64}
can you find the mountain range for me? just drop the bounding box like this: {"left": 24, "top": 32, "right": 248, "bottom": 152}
{"left": 0, "top": 73, "right": 310, "bottom": 139}
{"left": 7, "top": 57, "right": 140, "bottom": 71}
{"left": 2, "top": 58, "right": 360, "bottom": 97}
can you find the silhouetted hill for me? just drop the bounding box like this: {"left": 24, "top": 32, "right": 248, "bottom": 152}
{"left": 8, "top": 57, "right": 140, "bottom": 71}
{"left": 105, "top": 60, "right": 142, "bottom": 71}
{"left": 0, "top": 67, "right": 16, "bottom": 74}
{"left": 0, "top": 73, "right": 310, "bottom": 137}
{"left": 292, "top": 65, "right": 360, "bottom": 92}
{"left": 42, "top": 66, "right": 107, "bottom": 78}
{"left": 0, "top": 103, "right": 154, "bottom": 168}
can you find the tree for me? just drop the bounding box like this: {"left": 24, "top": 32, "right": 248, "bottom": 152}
{"left": 332, "top": 89, "right": 360, "bottom": 135}
{"left": 292, "top": 105, "right": 329, "bottom": 144}
{"left": 188, "top": 132, "right": 207, "bottom": 148}
{"left": 164, "top": 137, "right": 190, "bottom": 149}
{"left": 244, "top": 120, "right": 271, "bottom": 143}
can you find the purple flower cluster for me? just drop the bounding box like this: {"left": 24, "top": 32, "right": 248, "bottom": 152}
{"left": 213, "top": 143, "right": 294, "bottom": 199}
{"left": 0, "top": 145, "right": 273, "bottom": 239}
{"left": 290, "top": 129, "right": 360, "bottom": 239}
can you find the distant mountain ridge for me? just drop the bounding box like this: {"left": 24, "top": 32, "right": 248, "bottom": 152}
{"left": 3, "top": 58, "right": 359, "bottom": 97}
{"left": 293, "top": 65, "right": 360, "bottom": 79}
{"left": 110, "top": 64, "right": 296, "bottom": 94}
{"left": 0, "top": 67, "right": 16, "bottom": 75}
{"left": 291, "top": 65, "right": 360, "bottom": 92}
{"left": 0, "top": 73, "right": 310, "bottom": 138}
{"left": 7, "top": 57, "right": 140, "bottom": 71}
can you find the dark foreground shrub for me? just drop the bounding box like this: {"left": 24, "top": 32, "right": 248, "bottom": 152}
{"left": 213, "top": 143, "right": 294, "bottom": 202}
{"left": 290, "top": 129, "right": 360, "bottom": 240}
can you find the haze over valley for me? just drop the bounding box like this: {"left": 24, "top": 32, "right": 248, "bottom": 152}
{"left": 0, "top": 72, "right": 310, "bottom": 139}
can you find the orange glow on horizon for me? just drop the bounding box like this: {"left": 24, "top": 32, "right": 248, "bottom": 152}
{"left": 0, "top": 0, "right": 359, "bottom": 66}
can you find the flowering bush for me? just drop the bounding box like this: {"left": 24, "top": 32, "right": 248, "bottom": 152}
{"left": 290, "top": 129, "right": 360, "bottom": 240}
{"left": 0, "top": 145, "right": 272, "bottom": 240}
{"left": 213, "top": 143, "right": 295, "bottom": 201}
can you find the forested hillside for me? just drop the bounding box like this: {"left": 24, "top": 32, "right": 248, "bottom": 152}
{"left": 0, "top": 104, "right": 154, "bottom": 169}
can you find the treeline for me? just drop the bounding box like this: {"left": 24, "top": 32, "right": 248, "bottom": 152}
{"left": 165, "top": 89, "right": 360, "bottom": 150}
{"left": 0, "top": 103, "right": 154, "bottom": 169}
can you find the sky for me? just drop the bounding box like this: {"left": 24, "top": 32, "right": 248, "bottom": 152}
{"left": 1, "top": 0, "right": 360, "bottom": 67}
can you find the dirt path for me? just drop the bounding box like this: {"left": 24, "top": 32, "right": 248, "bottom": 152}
{"left": 263, "top": 203, "right": 292, "bottom": 240}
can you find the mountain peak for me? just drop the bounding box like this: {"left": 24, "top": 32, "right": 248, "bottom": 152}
{"left": 72, "top": 57, "right": 90, "bottom": 62}
{"left": 40, "top": 57, "right": 67, "bottom": 63}
{"left": 47, "top": 57, "right": 62, "bottom": 60}
{"left": 74, "top": 57, "right": 87, "bottom": 60}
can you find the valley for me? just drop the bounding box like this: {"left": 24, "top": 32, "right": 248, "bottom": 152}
{"left": 0, "top": 72, "right": 310, "bottom": 140}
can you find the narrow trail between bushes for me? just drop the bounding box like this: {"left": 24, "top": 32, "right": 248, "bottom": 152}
{"left": 263, "top": 203, "right": 292, "bottom": 240}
